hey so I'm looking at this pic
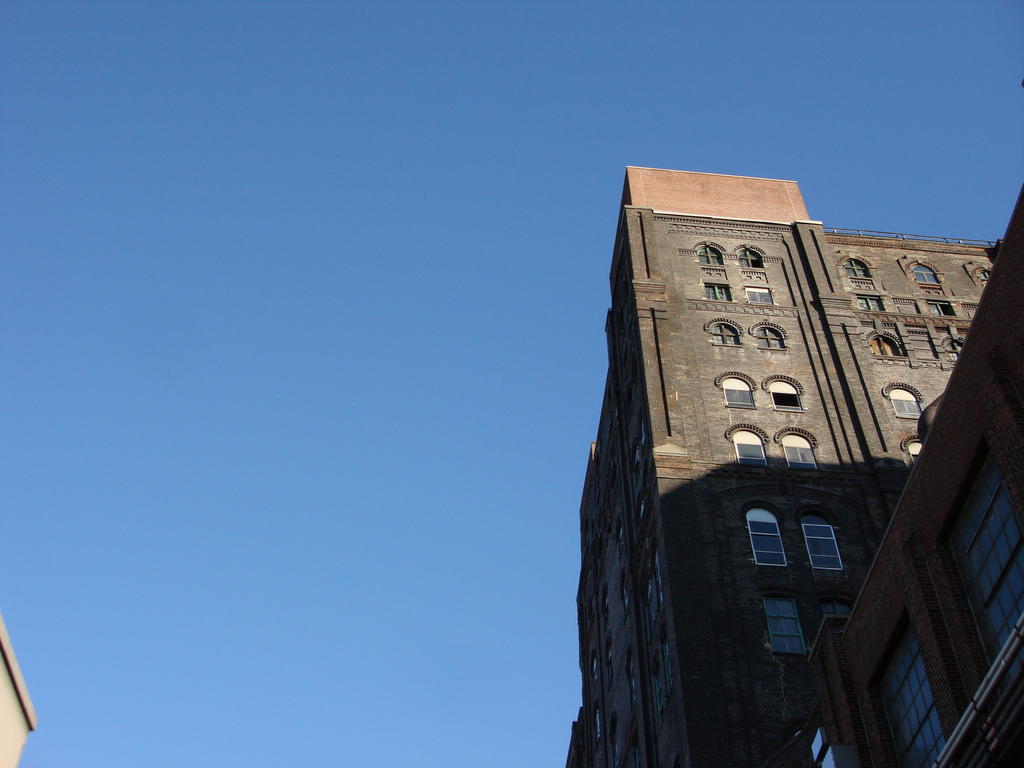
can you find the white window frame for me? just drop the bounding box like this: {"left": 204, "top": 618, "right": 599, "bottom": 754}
{"left": 746, "top": 508, "right": 786, "bottom": 566}
{"left": 722, "top": 377, "right": 755, "bottom": 408}
{"left": 889, "top": 388, "right": 921, "bottom": 418}
{"left": 745, "top": 287, "right": 773, "bottom": 305}
{"left": 801, "top": 515, "right": 843, "bottom": 570}
{"left": 782, "top": 434, "right": 816, "bottom": 469}
{"left": 733, "top": 431, "right": 766, "bottom": 466}
{"left": 768, "top": 381, "right": 802, "bottom": 411}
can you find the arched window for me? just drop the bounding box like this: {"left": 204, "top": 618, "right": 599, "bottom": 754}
{"left": 978, "top": 268, "right": 991, "bottom": 281}
{"left": 591, "top": 652, "right": 598, "bottom": 680}
{"left": 888, "top": 388, "right": 922, "bottom": 418}
{"left": 710, "top": 323, "right": 741, "bottom": 345}
{"left": 946, "top": 338, "right": 964, "bottom": 360}
{"left": 802, "top": 515, "right": 842, "bottom": 569}
{"left": 732, "top": 430, "right": 766, "bottom": 466}
{"left": 594, "top": 707, "right": 602, "bottom": 740}
{"left": 870, "top": 336, "right": 902, "bottom": 356}
{"left": 755, "top": 327, "right": 786, "bottom": 349}
{"left": 782, "top": 434, "right": 816, "bottom": 469}
{"left": 746, "top": 508, "right": 786, "bottom": 565}
{"left": 844, "top": 259, "right": 870, "bottom": 278}
{"left": 696, "top": 245, "right": 723, "bottom": 265}
{"left": 722, "top": 377, "right": 754, "bottom": 407}
{"left": 911, "top": 264, "right": 939, "bottom": 284}
{"left": 768, "top": 381, "right": 801, "bottom": 410}
{"left": 738, "top": 248, "right": 764, "bottom": 268}
{"left": 907, "top": 440, "right": 923, "bottom": 464}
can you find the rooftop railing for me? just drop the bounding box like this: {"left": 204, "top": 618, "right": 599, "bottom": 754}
{"left": 824, "top": 227, "right": 996, "bottom": 247}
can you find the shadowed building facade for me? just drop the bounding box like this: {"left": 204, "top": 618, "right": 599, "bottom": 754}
{"left": 564, "top": 168, "right": 995, "bottom": 768}
{"left": 796, "top": 187, "right": 1024, "bottom": 768}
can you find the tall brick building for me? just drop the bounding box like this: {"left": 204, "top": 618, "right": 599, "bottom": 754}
{"left": 800, "top": 188, "right": 1024, "bottom": 768}
{"left": 565, "top": 168, "right": 996, "bottom": 768}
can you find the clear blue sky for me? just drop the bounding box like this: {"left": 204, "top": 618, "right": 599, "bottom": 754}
{"left": 2, "top": 2, "right": 1021, "bottom": 766}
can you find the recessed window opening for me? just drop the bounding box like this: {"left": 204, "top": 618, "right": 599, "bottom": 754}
{"left": 733, "top": 431, "right": 766, "bottom": 466}
{"left": 696, "top": 245, "right": 723, "bottom": 265}
{"left": 763, "top": 597, "right": 805, "bottom": 653}
{"left": 768, "top": 381, "right": 801, "bottom": 410}
{"left": 755, "top": 327, "right": 786, "bottom": 349}
{"left": 722, "top": 377, "right": 755, "bottom": 408}
{"left": 883, "top": 632, "right": 944, "bottom": 766}
{"left": 871, "top": 337, "right": 901, "bottom": 356}
{"left": 738, "top": 248, "right": 764, "bottom": 268}
{"left": 802, "top": 515, "right": 842, "bottom": 569}
{"left": 705, "top": 284, "right": 732, "bottom": 301}
{"left": 951, "top": 457, "right": 1024, "bottom": 658}
{"left": 782, "top": 434, "right": 816, "bottom": 469}
{"left": 844, "top": 259, "right": 870, "bottom": 278}
{"left": 820, "top": 599, "right": 852, "bottom": 615}
{"left": 927, "top": 301, "right": 956, "bottom": 316}
{"left": 889, "top": 388, "right": 922, "bottom": 418}
{"left": 710, "top": 323, "right": 741, "bottom": 345}
{"left": 745, "top": 287, "right": 773, "bottom": 305}
{"left": 746, "top": 508, "right": 786, "bottom": 566}
{"left": 857, "top": 295, "right": 885, "bottom": 311}
{"left": 911, "top": 264, "right": 939, "bottom": 284}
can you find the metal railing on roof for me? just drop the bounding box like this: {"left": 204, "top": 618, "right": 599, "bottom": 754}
{"left": 824, "top": 227, "right": 996, "bottom": 247}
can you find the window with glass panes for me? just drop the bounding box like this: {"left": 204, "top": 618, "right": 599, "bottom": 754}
{"left": 927, "top": 301, "right": 955, "bottom": 316}
{"left": 782, "top": 435, "right": 816, "bottom": 469}
{"left": 857, "top": 295, "right": 885, "bottom": 311}
{"left": 705, "top": 284, "right": 732, "bottom": 301}
{"left": 710, "top": 323, "right": 740, "bottom": 345}
{"left": 889, "top": 389, "right": 921, "bottom": 418}
{"left": 802, "top": 515, "right": 842, "bottom": 569}
{"left": 762, "top": 598, "right": 805, "bottom": 653}
{"left": 745, "top": 287, "right": 773, "bottom": 304}
{"left": 952, "top": 457, "right": 1024, "bottom": 659}
{"left": 733, "top": 431, "right": 766, "bottom": 466}
{"left": 883, "top": 631, "right": 944, "bottom": 768}
{"left": 820, "top": 599, "right": 851, "bottom": 615}
{"left": 738, "top": 248, "right": 763, "bottom": 268}
{"left": 746, "top": 509, "right": 786, "bottom": 565}
{"left": 696, "top": 245, "right": 723, "bottom": 265}
{"left": 722, "top": 377, "right": 754, "bottom": 407}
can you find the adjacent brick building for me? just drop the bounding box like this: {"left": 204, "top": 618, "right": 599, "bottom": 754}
{"left": 796, "top": 187, "right": 1024, "bottom": 768}
{"left": 565, "top": 168, "right": 996, "bottom": 768}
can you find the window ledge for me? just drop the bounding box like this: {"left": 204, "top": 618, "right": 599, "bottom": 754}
{"left": 773, "top": 406, "right": 804, "bottom": 412}
{"left": 725, "top": 403, "right": 756, "bottom": 409}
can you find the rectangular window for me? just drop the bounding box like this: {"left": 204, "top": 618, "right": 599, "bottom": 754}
{"left": 724, "top": 389, "right": 755, "bottom": 407}
{"left": 745, "top": 287, "right": 773, "bottom": 305}
{"left": 771, "top": 392, "right": 801, "bottom": 410}
{"left": 927, "top": 301, "right": 956, "bottom": 316}
{"left": 892, "top": 399, "right": 922, "bottom": 418}
{"left": 952, "top": 457, "right": 1024, "bottom": 659}
{"left": 856, "top": 295, "right": 885, "bottom": 311}
{"left": 784, "top": 444, "right": 816, "bottom": 469}
{"left": 735, "top": 443, "right": 767, "bottom": 466}
{"left": 763, "top": 598, "right": 805, "bottom": 653}
{"left": 883, "top": 631, "right": 945, "bottom": 768}
{"left": 704, "top": 284, "right": 732, "bottom": 301}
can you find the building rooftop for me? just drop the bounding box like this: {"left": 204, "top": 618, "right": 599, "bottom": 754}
{"left": 623, "top": 166, "right": 811, "bottom": 223}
